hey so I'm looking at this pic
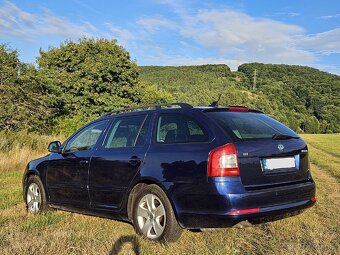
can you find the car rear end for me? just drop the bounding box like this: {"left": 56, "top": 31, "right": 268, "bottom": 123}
{"left": 179, "top": 107, "right": 316, "bottom": 229}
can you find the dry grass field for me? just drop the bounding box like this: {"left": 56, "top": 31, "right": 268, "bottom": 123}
{"left": 0, "top": 133, "right": 339, "bottom": 255}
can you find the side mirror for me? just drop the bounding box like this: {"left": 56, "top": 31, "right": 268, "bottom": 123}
{"left": 48, "top": 141, "right": 62, "bottom": 153}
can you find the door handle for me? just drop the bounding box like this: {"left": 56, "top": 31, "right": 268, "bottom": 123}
{"left": 129, "top": 156, "right": 141, "bottom": 166}
{"left": 79, "top": 160, "right": 89, "bottom": 166}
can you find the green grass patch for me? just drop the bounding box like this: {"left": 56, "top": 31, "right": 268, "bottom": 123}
{"left": 0, "top": 189, "right": 22, "bottom": 210}
{"left": 301, "top": 134, "right": 340, "bottom": 181}
{"left": 21, "top": 212, "right": 65, "bottom": 232}
{"left": 0, "top": 171, "right": 22, "bottom": 209}
{"left": 0, "top": 217, "right": 9, "bottom": 227}
{"left": 302, "top": 134, "right": 340, "bottom": 158}
{"left": 0, "top": 171, "right": 22, "bottom": 188}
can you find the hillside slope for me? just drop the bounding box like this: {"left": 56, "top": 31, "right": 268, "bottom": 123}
{"left": 139, "top": 64, "right": 340, "bottom": 133}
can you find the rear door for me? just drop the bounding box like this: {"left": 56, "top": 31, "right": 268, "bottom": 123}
{"left": 145, "top": 112, "right": 213, "bottom": 184}
{"left": 205, "top": 111, "right": 309, "bottom": 189}
{"left": 89, "top": 114, "right": 151, "bottom": 210}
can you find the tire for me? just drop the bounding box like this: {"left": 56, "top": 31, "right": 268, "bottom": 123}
{"left": 25, "top": 175, "right": 48, "bottom": 214}
{"left": 132, "top": 184, "right": 183, "bottom": 243}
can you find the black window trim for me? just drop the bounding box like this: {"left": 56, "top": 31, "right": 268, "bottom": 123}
{"left": 133, "top": 114, "right": 149, "bottom": 147}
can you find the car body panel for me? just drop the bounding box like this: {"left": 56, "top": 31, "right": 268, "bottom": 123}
{"left": 89, "top": 145, "right": 149, "bottom": 210}
{"left": 46, "top": 150, "right": 92, "bottom": 208}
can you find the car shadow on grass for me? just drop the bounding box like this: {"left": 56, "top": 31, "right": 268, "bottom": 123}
{"left": 109, "top": 235, "right": 140, "bottom": 255}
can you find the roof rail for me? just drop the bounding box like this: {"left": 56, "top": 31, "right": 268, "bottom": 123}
{"left": 101, "top": 102, "right": 193, "bottom": 117}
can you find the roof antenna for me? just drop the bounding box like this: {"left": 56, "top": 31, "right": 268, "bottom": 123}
{"left": 210, "top": 93, "right": 222, "bottom": 107}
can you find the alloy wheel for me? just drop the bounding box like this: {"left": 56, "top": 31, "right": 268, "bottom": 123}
{"left": 137, "top": 193, "right": 166, "bottom": 239}
{"left": 26, "top": 183, "right": 41, "bottom": 213}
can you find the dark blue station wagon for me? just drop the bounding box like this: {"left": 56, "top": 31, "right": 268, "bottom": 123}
{"left": 23, "top": 103, "right": 316, "bottom": 242}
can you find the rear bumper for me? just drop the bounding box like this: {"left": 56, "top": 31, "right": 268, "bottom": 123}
{"left": 175, "top": 180, "right": 316, "bottom": 229}
{"left": 179, "top": 199, "right": 315, "bottom": 228}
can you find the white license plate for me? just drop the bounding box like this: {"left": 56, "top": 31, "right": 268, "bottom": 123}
{"left": 263, "top": 157, "right": 296, "bottom": 170}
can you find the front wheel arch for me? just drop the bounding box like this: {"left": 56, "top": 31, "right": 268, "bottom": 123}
{"left": 24, "top": 175, "right": 48, "bottom": 214}
{"left": 23, "top": 171, "right": 41, "bottom": 200}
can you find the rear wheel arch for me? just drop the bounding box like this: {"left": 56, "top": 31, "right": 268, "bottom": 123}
{"left": 130, "top": 183, "right": 183, "bottom": 242}
{"left": 127, "top": 179, "right": 179, "bottom": 223}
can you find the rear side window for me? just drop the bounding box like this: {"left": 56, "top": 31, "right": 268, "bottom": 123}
{"left": 156, "top": 114, "right": 208, "bottom": 144}
{"left": 205, "top": 111, "right": 298, "bottom": 141}
{"left": 103, "top": 115, "right": 148, "bottom": 148}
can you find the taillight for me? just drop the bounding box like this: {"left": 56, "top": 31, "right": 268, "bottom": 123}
{"left": 310, "top": 197, "right": 317, "bottom": 201}
{"left": 208, "top": 143, "right": 240, "bottom": 177}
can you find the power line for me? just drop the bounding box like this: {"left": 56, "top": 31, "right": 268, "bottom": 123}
{"left": 253, "top": 69, "right": 257, "bottom": 90}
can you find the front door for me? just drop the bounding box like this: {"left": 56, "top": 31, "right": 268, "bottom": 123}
{"left": 89, "top": 114, "right": 151, "bottom": 210}
{"left": 47, "top": 120, "right": 110, "bottom": 208}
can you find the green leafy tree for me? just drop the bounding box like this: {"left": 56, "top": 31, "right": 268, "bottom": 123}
{"left": 0, "top": 45, "right": 57, "bottom": 132}
{"left": 0, "top": 44, "right": 19, "bottom": 86}
{"left": 37, "top": 38, "right": 140, "bottom": 119}
{"left": 135, "top": 81, "right": 174, "bottom": 105}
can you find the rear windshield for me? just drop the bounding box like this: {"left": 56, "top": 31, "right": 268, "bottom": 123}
{"left": 205, "top": 111, "right": 298, "bottom": 141}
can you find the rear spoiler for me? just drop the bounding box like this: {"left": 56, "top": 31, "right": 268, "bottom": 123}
{"left": 202, "top": 106, "right": 263, "bottom": 113}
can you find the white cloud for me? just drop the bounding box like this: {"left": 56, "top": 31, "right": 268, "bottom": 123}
{"left": 155, "top": 0, "right": 187, "bottom": 15}
{"left": 311, "top": 64, "right": 340, "bottom": 75}
{"left": 269, "top": 12, "right": 301, "bottom": 17}
{"left": 179, "top": 9, "right": 316, "bottom": 65}
{"left": 136, "top": 16, "right": 176, "bottom": 32}
{"left": 131, "top": 7, "right": 339, "bottom": 73}
{"left": 0, "top": 1, "right": 94, "bottom": 39}
{"left": 319, "top": 14, "right": 340, "bottom": 20}
{"left": 299, "top": 28, "right": 340, "bottom": 54}
{"left": 164, "top": 56, "right": 243, "bottom": 71}
{"left": 105, "top": 23, "right": 135, "bottom": 42}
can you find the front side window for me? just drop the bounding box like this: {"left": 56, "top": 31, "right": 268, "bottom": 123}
{"left": 64, "top": 120, "right": 109, "bottom": 153}
{"left": 103, "top": 115, "right": 148, "bottom": 148}
{"left": 156, "top": 114, "right": 208, "bottom": 144}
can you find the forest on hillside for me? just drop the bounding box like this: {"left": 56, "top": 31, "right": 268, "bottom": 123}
{"left": 0, "top": 38, "right": 339, "bottom": 135}
{"left": 140, "top": 64, "right": 340, "bottom": 133}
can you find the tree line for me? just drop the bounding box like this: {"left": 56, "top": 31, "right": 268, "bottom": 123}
{"left": 0, "top": 38, "right": 339, "bottom": 135}
{"left": 140, "top": 64, "right": 340, "bottom": 133}
{"left": 0, "top": 39, "right": 171, "bottom": 135}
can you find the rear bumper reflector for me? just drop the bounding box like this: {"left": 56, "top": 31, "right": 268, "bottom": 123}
{"left": 228, "top": 208, "right": 260, "bottom": 215}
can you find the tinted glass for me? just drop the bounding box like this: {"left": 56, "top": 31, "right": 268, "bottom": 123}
{"left": 156, "top": 114, "right": 208, "bottom": 144}
{"left": 135, "top": 115, "right": 150, "bottom": 146}
{"left": 104, "top": 115, "right": 147, "bottom": 148}
{"left": 205, "top": 111, "right": 298, "bottom": 141}
{"left": 64, "top": 120, "right": 109, "bottom": 153}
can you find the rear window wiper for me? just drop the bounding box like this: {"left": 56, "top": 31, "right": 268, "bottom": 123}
{"left": 272, "top": 133, "right": 299, "bottom": 140}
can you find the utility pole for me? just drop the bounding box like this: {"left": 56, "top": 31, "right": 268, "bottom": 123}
{"left": 252, "top": 69, "right": 257, "bottom": 90}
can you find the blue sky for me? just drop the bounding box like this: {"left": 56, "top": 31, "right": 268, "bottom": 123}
{"left": 1, "top": 0, "right": 339, "bottom": 74}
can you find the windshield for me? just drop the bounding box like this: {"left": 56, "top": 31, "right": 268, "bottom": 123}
{"left": 205, "top": 111, "right": 299, "bottom": 141}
